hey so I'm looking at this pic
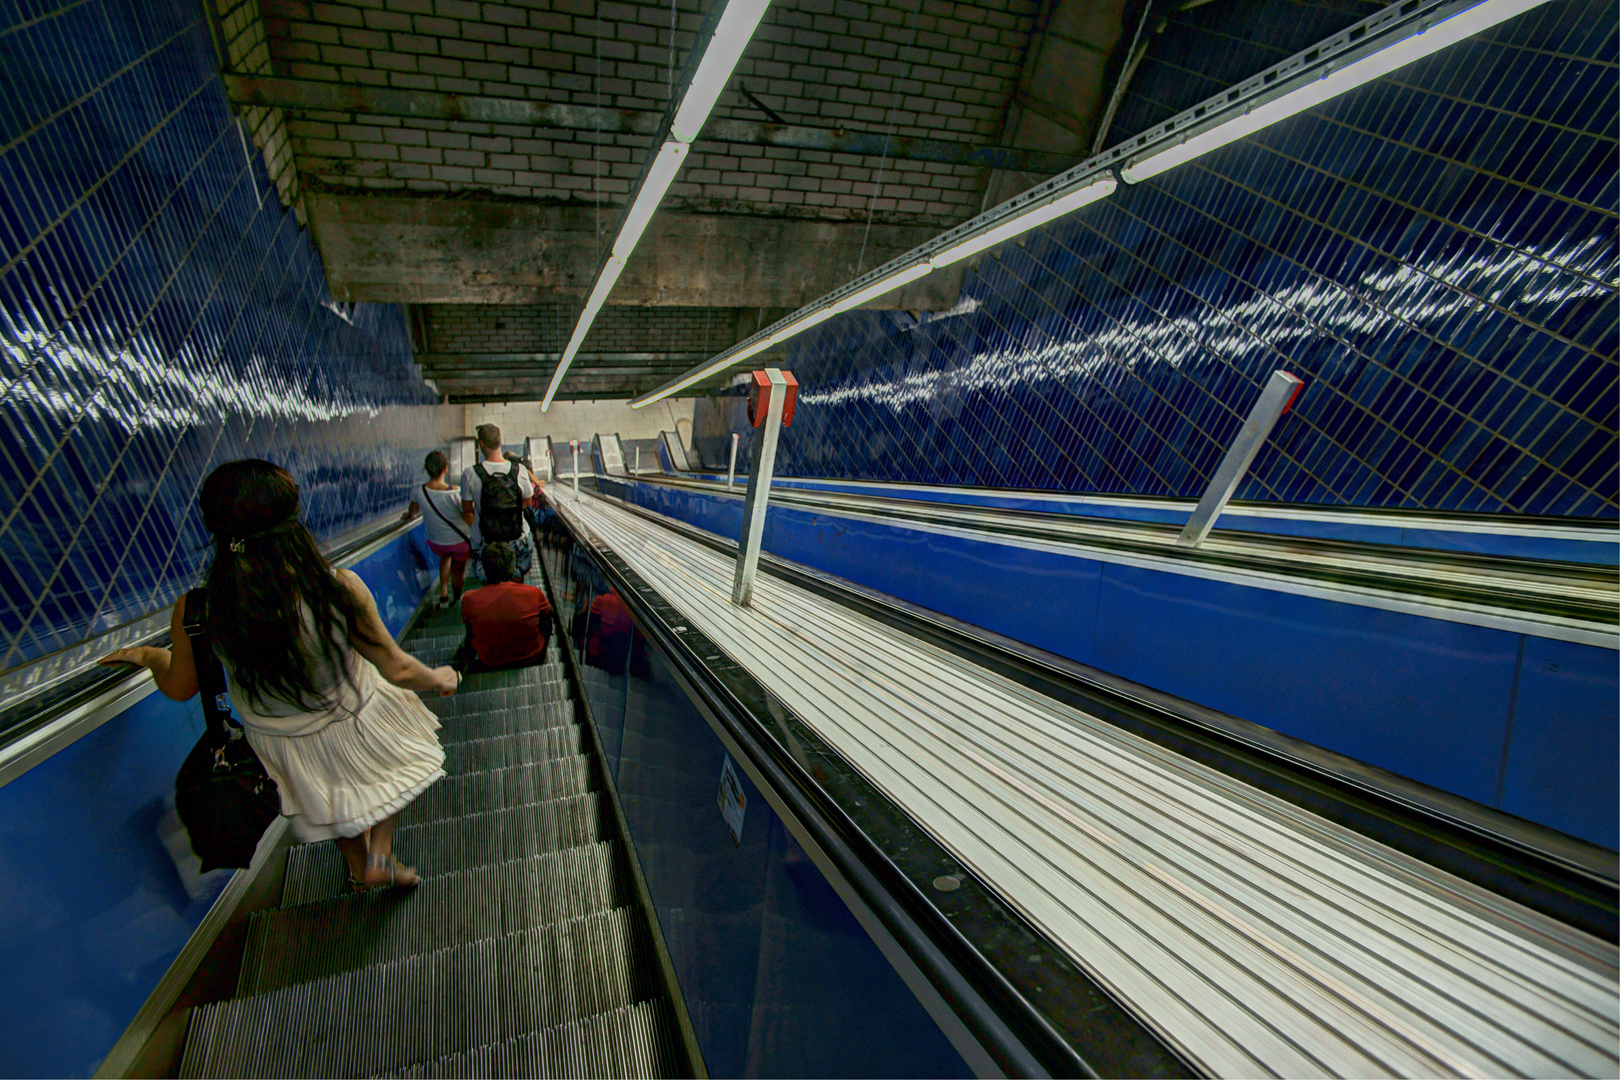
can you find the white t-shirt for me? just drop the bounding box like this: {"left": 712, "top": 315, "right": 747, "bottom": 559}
{"left": 419, "top": 484, "right": 469, "bottom": 548}
{"left": 460, "top": 458, "right": 534, "bottom": 547}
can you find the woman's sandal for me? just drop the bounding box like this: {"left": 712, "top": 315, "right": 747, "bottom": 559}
{"left": 363, "top": 851, "right": 421, "bottom": 889}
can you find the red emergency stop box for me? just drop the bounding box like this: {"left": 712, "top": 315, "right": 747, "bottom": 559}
{"left": 746, "top": 369, "right": 798, "bottom": 427}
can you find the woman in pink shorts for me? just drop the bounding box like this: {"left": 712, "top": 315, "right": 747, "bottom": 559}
{"left": 411, "top": 450, "right": 474, "bottom": 607}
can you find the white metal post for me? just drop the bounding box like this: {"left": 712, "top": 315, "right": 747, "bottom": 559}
{"left": 1177, "top": 370, "right": 1303, "bottom": 547}
{"left": 635, "top": 446, "right": 641, "bottom": 475}
{"left": 571, "top": 441, "right": 580, "bottom": 492}
{"left": 731, "top": 371, "right": 787, "bottom": 607}
{"left": 727, "top": 432, "right": 740, "bottom": 490}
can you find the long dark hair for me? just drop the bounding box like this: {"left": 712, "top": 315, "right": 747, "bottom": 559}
{"left": 198, "top": 459, "right": 377, "bottom": 710}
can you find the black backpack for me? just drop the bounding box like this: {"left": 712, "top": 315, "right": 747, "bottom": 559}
{"left": 174, "top": 589, "right": 282, "bottom": 872}
{"left": 474, "top": 460, "right": 524, "bottom": 542}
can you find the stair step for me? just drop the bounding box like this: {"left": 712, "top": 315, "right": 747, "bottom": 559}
{"left": 181, "top": 908, "right": 660, "bottom": 1078}
{"left": 282, "top": 794, "right": 609, "bottom": 906}
{"left": 239, "top": 842, "right": 629, "bottom": 995}
{"left": 429, "top": 684, "right": 569, "bottom": 719}
{"left": 409, "top": 758, "right": 594, "bottom": 824}
{"left": 441, "top": 727, "right": 585, "bottom": 774}
{"left": 435, "top": 703, "right": 577, "bottom": 745}
{"left": 376, "top": 997, "right": 682, "bottom": 1079}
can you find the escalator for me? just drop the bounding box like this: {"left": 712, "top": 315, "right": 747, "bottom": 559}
{"left": 176, "top": 565, "right": 691, "bottom": 1078}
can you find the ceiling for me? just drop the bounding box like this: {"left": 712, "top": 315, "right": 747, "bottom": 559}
{"left": 214, "top": 0, "right": 1140, "bottom": 400}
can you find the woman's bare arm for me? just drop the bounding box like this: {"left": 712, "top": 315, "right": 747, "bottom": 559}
{"left": 98, "top": 596, "right": 200, "bottom": 701}
{"left": 339, "top": 570, "right": 460, "bottom": 695}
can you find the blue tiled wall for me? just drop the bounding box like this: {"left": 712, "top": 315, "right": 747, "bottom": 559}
{"left": 0, "top": 0, "right": 446, "bottom": 673}
{"left": 702, "top": 0, "right": 1616, "bottom": 518}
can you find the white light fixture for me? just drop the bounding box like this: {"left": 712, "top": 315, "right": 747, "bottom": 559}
{"left": 930, "top": 176, "right": 1116, "bottom": 267}
{"left": 542, "top": 256, "right": 625, "bottom": 406}
{"left": 1121, "top": 0, "right": 1549, "bottom": 183}
{"left": 672, "top": 0, "right": 773, "bottom": 143}
{"left": 542, "top": 0, "right": 773, "bottom": 410}
{"left": 613, "top": 141, "right": 689, "bottom": 259}
{"left": 770, "top": 262, "right": 937, "bottom": 342}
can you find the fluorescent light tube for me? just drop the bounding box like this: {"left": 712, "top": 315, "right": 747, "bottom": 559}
{"left": 929, "top": 176, "right": 1117, "bottom": 267}
{"left": 671, "top": 0, "right": 772, "bottom": 143}
{"left": 613, "top": 141, "right": 689, "bottom": 260}
{"left": 631, "top": 335, "right": 779, "bottom": 407}
{"left": 542, "top": 257, "right": 626, "bottom": 409}
{"left": 633, "top": 261, "right": 935, "bottom": 407}
{"left": 1121, "top": 0, "right": 1549, "bottom": 183}
{"left": 765, "top": 262, "right": 935, "bottom": 343}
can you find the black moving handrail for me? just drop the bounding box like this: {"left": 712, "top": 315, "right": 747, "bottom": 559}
{"left": 543, "top": 502, "right": 1196, "bottom": 1078}
{"left": 0, "top": 516, "right": 421, "bottom": 758}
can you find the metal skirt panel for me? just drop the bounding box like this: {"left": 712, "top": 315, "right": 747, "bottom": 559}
{"left": 557, "top": 489, "right": 1620, "bottom": 1079}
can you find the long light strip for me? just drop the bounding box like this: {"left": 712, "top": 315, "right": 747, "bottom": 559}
{"left": 630, "top": 178, "right": 1115, "bottom": 406}
{"left": 1121, "top": 0, "right": 1548, "bottom": 183}
{"left": 630, "top": 0, "right": 1544, "bottom": 411}
{"left": 541, "top": 0, "right": 773, "bottom": 410}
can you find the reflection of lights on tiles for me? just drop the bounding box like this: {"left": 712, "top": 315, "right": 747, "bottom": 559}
{"left": 798, "top": 241, "right": 1610, "bottom": 415}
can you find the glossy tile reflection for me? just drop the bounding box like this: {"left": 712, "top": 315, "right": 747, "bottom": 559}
{"left": 0, "top": 0, "right": 440, "bottom": 671}
{"left": 699, "top": 0, "right": 1616, "bottom": 520}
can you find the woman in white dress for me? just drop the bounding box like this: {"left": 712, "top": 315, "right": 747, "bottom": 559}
{"left": 102, "top": 459, "right": 460, "bottom": 890}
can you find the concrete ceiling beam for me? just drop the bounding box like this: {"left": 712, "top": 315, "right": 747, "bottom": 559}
{"left": 310, "top": 193, "right": 964, "bottom": 310}
{"left": 225, "top": 74, "right": 1084, "bottom": 175}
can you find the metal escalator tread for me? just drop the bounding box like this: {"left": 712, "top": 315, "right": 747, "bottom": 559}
{"left": 239, "top": 841, "right": 631, "bottom": 994}
{"left": 180, "top": 907, "right": 663, "bottom": 1078}
{"left": 405, "top": 757, "right": 595, "bottom": 824}
{"left": 441, "top": 727, "right": 585, "bottom": 772}
{"left": 374, "top": 997, "right": 683, "bottom": 1079}
{"left": 280, "top": 794, "right": 610, "bottom": 906}
{"left": 428, "top": 683, "right": 571, "bottom": 719}
{"left": 432, "top": 704, "right": 578, "bottom": 746}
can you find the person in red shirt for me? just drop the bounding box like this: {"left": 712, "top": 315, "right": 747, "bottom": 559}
{"left": 455, "top": 542, "right": 551, "bottom": 672}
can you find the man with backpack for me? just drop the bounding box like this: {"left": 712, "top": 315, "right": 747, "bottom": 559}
{"left": 460, "top": 423, "right": 536, "bottom": 578}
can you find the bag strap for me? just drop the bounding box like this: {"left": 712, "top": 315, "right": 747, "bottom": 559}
{"left": 421, "top": 484, "right": 469, "bottom": 544}
{"left": 182, "top": 589, "right": 236, "bottom": 737}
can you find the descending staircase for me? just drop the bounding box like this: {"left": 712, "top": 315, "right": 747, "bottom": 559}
{"left": 178, "top": 567, "right": 688, "bottom": 1079}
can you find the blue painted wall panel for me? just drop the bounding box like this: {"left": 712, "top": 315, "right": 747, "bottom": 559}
{"left": 0, "top": 526, "right": 433, "bottom": 1078}
{"left": 1089, "top": 564, "right": 1520, "bottom": 808}
{"left": 1499, "top": 637, "right": 1620, "bottom": 843}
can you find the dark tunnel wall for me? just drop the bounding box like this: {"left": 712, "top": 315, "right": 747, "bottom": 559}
{"left": 701, "top": 0, "right": 1617, "bottom": 518}
{"left": 0, "top": 0, "right": 447, "bottom": 671}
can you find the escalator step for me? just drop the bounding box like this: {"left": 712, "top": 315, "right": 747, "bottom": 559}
{"left": 376, "top": 997, "right": 682, "bottom": 1079}
{"left": 429, "top": 684, "right": 569, "bottom": 718}
{"left": 181, "top": 908, "right": 660, "bottom": 1078}
{"left": 281, "top": 794, "right": 608, "bottom": 906}
{"left": 239, "top": 842, "right": 629, "bottom": 995}
{"left": 440, "top": 727, "right": 584, "bottom": 772}
{"left": 408, "top": 758, "right": 594, "bottom": 824}
{"left": 435, "top": 703, "right": 577, "bottom": 745}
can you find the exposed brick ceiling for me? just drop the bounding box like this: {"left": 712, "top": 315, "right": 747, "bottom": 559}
{"left": 215, "top": 0, "right": 1137, "bottom": 400}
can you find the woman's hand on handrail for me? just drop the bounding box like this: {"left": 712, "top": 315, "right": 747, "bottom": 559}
{"left": 338, "top": 570, "right": 460, "bottom": 695}
{"left": 98, "top": 598, "right": 200, "bottom": 701}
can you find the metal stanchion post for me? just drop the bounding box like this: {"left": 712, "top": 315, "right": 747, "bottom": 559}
{"left": 732, "top": 369, "right": 797, "bottom": 607}
{"left": 727, "top": 432, "right": 739, "bottom": 491}
{"left": 1177, "top": 370, "right": 1303, "bottom": 547}
{"left": 571, "top": 440, "right": 580, "bottom": 493}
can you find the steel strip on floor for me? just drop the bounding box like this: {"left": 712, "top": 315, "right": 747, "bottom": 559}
{"left": 555, "top": 488, "right": 1619, "bottom": 1079}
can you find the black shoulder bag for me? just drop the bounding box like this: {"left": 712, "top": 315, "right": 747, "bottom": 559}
{"left": 174, "top": 589, "right": 282, "bottom": 872}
